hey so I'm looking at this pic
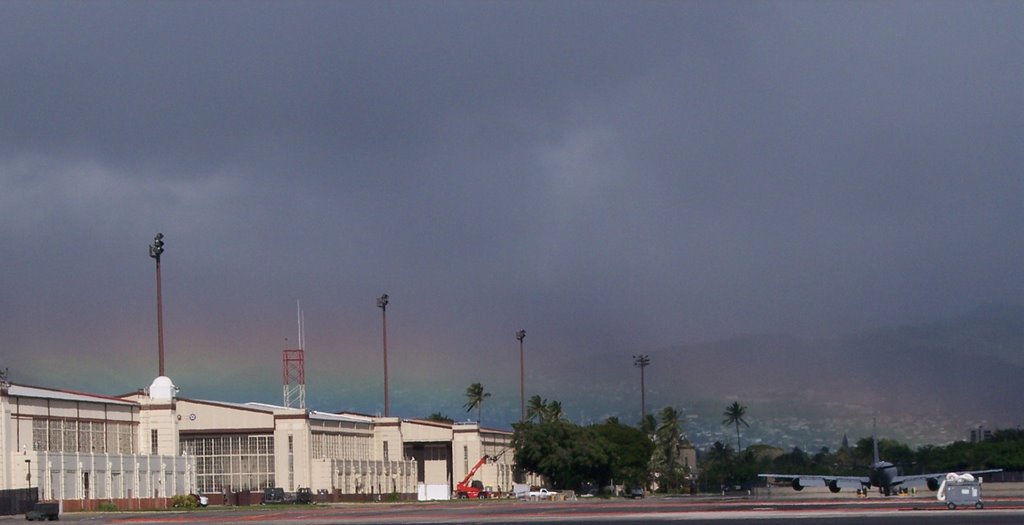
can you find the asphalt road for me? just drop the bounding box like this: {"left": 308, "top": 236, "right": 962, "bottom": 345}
{"left": 10, "top": 497, "right": 1024, "bottom": 524}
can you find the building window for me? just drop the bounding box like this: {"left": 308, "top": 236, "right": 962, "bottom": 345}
{"left": 151, "top": 429, "right": 159, "bottom": 455}
{"left": 311, "top": 432, "right": 371, "bottom": 459}
{"left": 116, "top": 422, "right": 137, "bottom": 454}
{"left": 32, "top": 419, "right": 47, "bottom": 451}
{"left": 463, "top": 446, "right": 469, "bottom": 474}
{"left": 31, "top": 418, "right": 132, "bottom": 454}
{"left": 288, "top": 435, "right": 294, "bottom": 491}
{"left": 383, "top": 441, "right": 389, "bottom": 462}
{"left": 181, "top": 434, "right": 275, "bottom": 493}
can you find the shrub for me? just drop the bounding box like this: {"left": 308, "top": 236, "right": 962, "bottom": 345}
{"left": 171, "top": 494, "right": 198, "bottom": 508}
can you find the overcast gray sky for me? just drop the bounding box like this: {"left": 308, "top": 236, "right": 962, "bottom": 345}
{"left": 1, "top": 1, "right": 1021, "bottom": 423}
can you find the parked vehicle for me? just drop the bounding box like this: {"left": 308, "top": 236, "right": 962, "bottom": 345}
{"left": 25, "top": 502, "right": 59, "bottom": 521}
{"left": 263, "top": 487, "right": 286, "bottom": 504}
{"left": 528, "top": 488, "right": 557, "bottom": 499}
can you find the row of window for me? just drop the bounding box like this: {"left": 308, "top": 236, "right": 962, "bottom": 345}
{"left": 181, "top": 435, "right": 276, "bottom": 493}
{"left": 183, "top": 434, "right": 274, "bottom": 456}
{"left": 32, "top": 419, "right": 136, "bottom": 454}
{"left": 311, "top": 432, "right": 372, "bottom": 460}
{"left": 403, "top": 443, "right": 450, "bottom": 462}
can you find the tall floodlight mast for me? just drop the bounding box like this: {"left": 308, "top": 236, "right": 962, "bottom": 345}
{"left": 516, "top": 329, "right": 526, "bottom": 421}
{"left": 148, "top": 233, "right": 166, "bottom": 377}
{"left": 633, "top": 354, "right": 650, "bottom": 419}
{"left": 377, "top": 293, "right": 390, "bottom": 417}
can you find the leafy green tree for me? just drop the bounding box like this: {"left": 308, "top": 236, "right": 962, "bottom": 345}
{"left": 424, "top": 412, "right": 454, "bottom": 424}
{"left": 512, "top": 419, "right": 613, "bottom": 490}
{"left": 701, "top": 441, "right": 735, "bottom": 490}
{"left": 463, "top": 382, "right": 491, "bottom": 424}
{"left": 721, "top": 401, "right": 750, "bottom": 452}
{"left": 707, "top": 441, "right": 734, "bottom": 464}
{"left": 699, "top": 428, "right": 1024, "bottom": 494}
{"left": 592, "top": 419, "right": 654, "bottom": 488}
{"left": 853, "top": 437, "right": 913, "bottom": 467}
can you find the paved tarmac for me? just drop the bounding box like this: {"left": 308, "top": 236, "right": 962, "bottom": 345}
{"left": 8, "top": 496, "right": 1024, "bottom": 525}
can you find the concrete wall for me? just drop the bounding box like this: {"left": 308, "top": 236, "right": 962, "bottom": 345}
{"left": 0, "top": 388, "right": 9, "bottom": 490}
{"left": 27, "top": 451, "right": 193, "bottom": 501}
{"left": 274, "top": 413, "right": 310, "bottom": 491}
{"left": 137, "top": 406, "right": 178, "bottom": 457}
{"left": 313, "top": 458, "right": 417, "bottom": 495}
{"left": 372, "top": 418, "right": 402, "bottom": 463}
{"left": 401, "top": 420, "right": 453, "bottom": 442}
{"left": 176, "top": 400, "right": 274, "bottom": 432}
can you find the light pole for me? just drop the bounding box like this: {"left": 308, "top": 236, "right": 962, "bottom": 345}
{"left": 516, "top": 329, "right": 526, "bottom": 421}
{"left": 377, "top": 294, "right": 390, "bottom": 417}
{"left": 633, "top": 354, "right": 650, "bottom": 419}
{"left": 149, "top": 233, "right": 166, "bottom": 377}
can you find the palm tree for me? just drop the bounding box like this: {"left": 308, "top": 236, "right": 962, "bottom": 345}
{"left": 655, "top": 406, "right": 686, "bottom": 492}
{"left": 525, "top": 395, "right": 568, "bottom": 423}
{"left": 463, "top": 382, "right": 491, "bottom": 424}
{"left": 526, "top": 395, "right": 547, "bottom": 423}
{"left": 545, "top": 400, "right": 564, "bottom": 422}
{"left": 721, "top": 401, "right": 749, "bottom": 452}
{"left": 657, "top": 406, "right": 684, "bottom": 445}
{"left": 639, "top": 413, "right": 657, "bottom": 437}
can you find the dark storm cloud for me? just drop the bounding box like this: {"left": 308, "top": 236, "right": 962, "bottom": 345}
{"left": 1, "top": 1, "right": 1021, "bottom": 421}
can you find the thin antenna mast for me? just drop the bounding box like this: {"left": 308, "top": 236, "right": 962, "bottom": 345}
{"left": 283, "top": 300, "right": 306, "bottom": 409}
{"left": 297, "top": 300, "right": 304, "bottom": 350}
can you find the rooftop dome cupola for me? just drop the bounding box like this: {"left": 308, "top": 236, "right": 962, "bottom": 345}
{"left": 148, "top": 376, "right": 178, "bottom": 401}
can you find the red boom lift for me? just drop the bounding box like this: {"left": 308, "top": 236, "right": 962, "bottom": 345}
{"left": 455, "top": 450, "right": 507, "bottom": 499}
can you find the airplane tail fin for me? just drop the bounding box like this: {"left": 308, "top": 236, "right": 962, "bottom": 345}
{"left": 872, "top": 417, "right": 880, "bottom": 464}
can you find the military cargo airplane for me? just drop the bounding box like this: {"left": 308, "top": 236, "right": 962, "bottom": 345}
{"left": 759, "top": 421, "right": 1001, "bottom": 496}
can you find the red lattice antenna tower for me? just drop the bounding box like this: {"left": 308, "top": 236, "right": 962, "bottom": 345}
{"left": 283, "top": 302, "right": 306, "bottom": 409}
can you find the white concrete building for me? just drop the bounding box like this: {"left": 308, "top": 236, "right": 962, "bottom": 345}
{"left": 1, "top": 373, "right": 518, "bottom": 505}
{"left": 0, "top": 376, "right": 194, "bottom": 509}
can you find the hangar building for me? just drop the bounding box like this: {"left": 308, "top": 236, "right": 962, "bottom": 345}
{"left": 1, "top": 372, "right": 517, "bottom": 507}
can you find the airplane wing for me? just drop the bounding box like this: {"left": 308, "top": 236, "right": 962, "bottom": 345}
{"left": 894, "top": 469, "right": 1003, "bottom": 489}
{"left": 759, "top": 473, "right": 869, "bottom": 491}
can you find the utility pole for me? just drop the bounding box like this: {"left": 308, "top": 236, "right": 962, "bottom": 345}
{"left": 377, "top": 294, "right": 390, "bottom": 417}
{"left": 516, "top": 329, "right": 526, "bottom": 421}
{"left": 149, "top": 233, "right": 166, "bottom": 377}
{"left": 633, "top": 354, "right": 650, "bottom": 419}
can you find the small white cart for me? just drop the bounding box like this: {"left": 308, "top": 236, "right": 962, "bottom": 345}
{"left": 937, "top": 473, "right": 984, "bottom": 510}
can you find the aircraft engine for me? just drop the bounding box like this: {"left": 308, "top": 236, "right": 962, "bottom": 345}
{"left": 927, "top": 478, "right": 940, "bottom": 491}
{"left": 791, "top": 478, "right": 804, "bottom": 491}
{"left": 828, "top": 480, "right": 841, "bottom": 493}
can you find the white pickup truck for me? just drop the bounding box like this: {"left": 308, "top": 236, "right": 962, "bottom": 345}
{"left": 527, "top": 488, "right": 557, "bottom": 499}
